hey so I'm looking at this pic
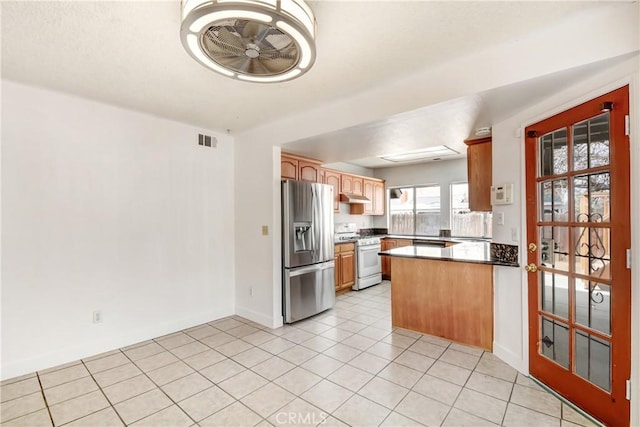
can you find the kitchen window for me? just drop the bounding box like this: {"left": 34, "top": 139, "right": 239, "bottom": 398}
{"left": 389, "top": 185, "right": 440, "bottom": 236}
{"left": 450, "top": 182, "right": 492, "bottom": 238}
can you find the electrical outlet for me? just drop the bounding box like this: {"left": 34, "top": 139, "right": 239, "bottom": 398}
{"left": 92, "top": 310, "right": 102, "bottom": 324}
{"left": 261, "top": 225, "right": 269, "bottom": 236}
{"left": 496, "top": 212, "right": 505, "bottom": 225}
{"left": 511, "top": 227, "right": 519, "bottom": 242}
{"left": 249, "top": 287, "right": 253, "bottom": 296}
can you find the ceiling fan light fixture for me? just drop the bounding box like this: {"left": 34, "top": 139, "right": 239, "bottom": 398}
{"left": 180, "top": 0, "right": 317, "bottom": 83}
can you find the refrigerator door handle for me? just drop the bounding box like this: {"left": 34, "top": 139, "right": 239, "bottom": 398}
{"left": 289, "top": 261, "right": 335, "bottom": 277}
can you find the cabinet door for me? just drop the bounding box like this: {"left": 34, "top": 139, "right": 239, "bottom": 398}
{"left": 323, "top": 170, "right": 341, "bottom": 212}
{"left": 334, "top": 253, "right": 341, "bottom": 290}
{"left": 362, "top": 180, "right": 375, "bottom": 214}
{"left": 352, "top": 178, "right": 364, "bottom": 196}
{"left": 341, "top": 174, "right": 353, "bottom": 194}
{"left": 340, "top": 251, "right": 355, "bottom": 288}
{"left": 381, "top": 240, "right": 397, "bottom": 279}
{"left": 466, "top": 138, "right": 492, "bottom": 211}
{"left": 281, "top": 156, "right": 298, "bottom": 180}
{"left": 396, "top": 239, "right": 412, "bottom": 248}
{"left": 373, "top": 181, "right": 385, "bottom": 215}
{"left": 299, "top": 160, "right": 319, "bottom": 182}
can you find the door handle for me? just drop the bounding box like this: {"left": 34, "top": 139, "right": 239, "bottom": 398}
{"left": 524, "top": 263, "right": 538, "bottom": 273}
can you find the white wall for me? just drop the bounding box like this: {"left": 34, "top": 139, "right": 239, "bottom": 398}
{"left": 1, "top": 80, "right": 235, "bottom": 379}
{"left": 372, "top": 158, "right": 468, "bottom": 230}
{"left": 334, "top": 203, "right": 373, "bottom": 230}
{"left": 489, "top": 56, "right": 639, "bottom": 417}
{"left": 233, "top": 141, "right": 282, "bottom": 328}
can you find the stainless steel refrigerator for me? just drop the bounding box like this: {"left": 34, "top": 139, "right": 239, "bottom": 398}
{"left": 282, "top": 180, "right": 335, "bottom": 323}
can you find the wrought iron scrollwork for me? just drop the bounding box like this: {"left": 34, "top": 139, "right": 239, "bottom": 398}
{"left": 589, "top": 284, "right": 604, "bottom": 304}
{"left": 575, "top": 213, "right": 607, "bottom": 277}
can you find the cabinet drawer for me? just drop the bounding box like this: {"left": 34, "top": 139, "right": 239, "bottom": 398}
{"left": 335, "top": 243, "right": 355, "bottom": 253}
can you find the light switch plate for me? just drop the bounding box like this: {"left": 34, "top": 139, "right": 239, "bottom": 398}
{"left": 496, "top": 212, "right": 505, "bottom": 225}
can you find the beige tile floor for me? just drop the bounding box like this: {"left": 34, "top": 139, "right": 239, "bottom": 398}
{"left": 1, "top": 281, "right": 601, "bottom": 426}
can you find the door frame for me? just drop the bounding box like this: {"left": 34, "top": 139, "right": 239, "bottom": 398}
{"left": 515, "top": 77, "right": 639, "bottom": 426}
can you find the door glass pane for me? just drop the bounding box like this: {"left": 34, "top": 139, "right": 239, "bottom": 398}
{"left": 541, "top": 316, "right": 569, "bottom": 368}
{"left": 540, "top": 179, "right": 568, "bottom": 221}
{"left": 574, "top": 173, "right": 610, "bottom": 223}
{"left": 540, "top": 272, "right": 569, "bottom": 319}
{"left": 540, "top": 181, "right": 552, "bottom": 221}
{"left": 575, "top": 330, "right": 611, "bottom": 391}
{"left": 540, "top": 226, "right": 569, "bottom": 271}
{"left": 540, "top": 128, "right": 568, "bottom": 176}
{"left": 575, "top": 279, "right": 611, "bottom": 335}
{"left": 553, "top": 179, "right": 569, "bottom": 221}
{"left": 573, "top": 113, "right": 610, "bottom": 171}
{"left": 574, "top": 227, "right": 611, "bottom": 280}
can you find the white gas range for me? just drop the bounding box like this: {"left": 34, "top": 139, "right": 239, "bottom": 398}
{"left": 334, "top": 223, "right": 383, "bottom": 290}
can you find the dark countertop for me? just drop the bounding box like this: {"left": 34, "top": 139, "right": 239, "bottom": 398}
{"left": 379, "top": 241, "right": 520, "bottom": 267}
{"left": 335, "top": 239, "right": 358, "bottom": 244}
{"left": 383, "top": 235, "right": 491, "bottom": 243}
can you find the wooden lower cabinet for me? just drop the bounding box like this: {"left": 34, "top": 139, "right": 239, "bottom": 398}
{"left": 391, "top": 256, "right": 493, "bottom": 350}
{"left": 334, "top": 243, "right": 355, "bottom": 292}
{"left": 381, "top": 238, "right": 412, "bottom": 279}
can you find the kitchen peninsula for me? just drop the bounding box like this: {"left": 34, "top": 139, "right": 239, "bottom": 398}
{"left": 379, "top": 241, "right": 518, "bottom": 351}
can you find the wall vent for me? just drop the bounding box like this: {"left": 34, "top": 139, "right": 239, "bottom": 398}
{"left": 198, "top": 134, "right": 218, "bottom": 148}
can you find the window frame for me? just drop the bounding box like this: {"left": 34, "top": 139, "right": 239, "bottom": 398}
{"left": 387, "top": 184, "right": 441, "bottom": 236}
{"left": 449, "top": 181, "right": 493, "bottom": 239}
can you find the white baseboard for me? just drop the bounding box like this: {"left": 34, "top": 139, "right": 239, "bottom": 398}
{"left": 235, "top": 305, "right": 281, "bottom": 329}
{"left": 1, "top": 307, "right": 233, "bottom": 381}
{"left": 493, "top": 342, "right": 528, "bottom": 375}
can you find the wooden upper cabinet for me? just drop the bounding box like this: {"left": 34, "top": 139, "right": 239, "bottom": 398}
{"left": 363, "top": 180, "right": 374, "bottom": 215}
{"left": 281, "top": 153, "right": 322, "bottom": 183}
{"left": 373, "top": 181, "right": 384, "bottom": 215}
{"left": 352, "top": 178, "right": 364, "bottom": 196}
{"left": 281, "top": 155, "right": 298, "bottom": 180}
{"left": 464, "top": 137, "right": 492, "bottom": 211}
{"left": 323, "top": 169, "right": 341, "bottom": 212}
{"left": 298, "top": 160, "right": 320, "bottom": 182}
{"left": 340, "top": 174, "right": 353, "bottom": 194}
{"left": 350, "top": 178, "right": 385, "bottom": 215}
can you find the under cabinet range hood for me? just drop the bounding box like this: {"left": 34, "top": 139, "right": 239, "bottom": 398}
{"left": 339, "top": 193, "right": 371, "bottom": 204}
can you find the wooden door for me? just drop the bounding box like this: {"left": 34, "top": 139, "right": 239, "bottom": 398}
{"left": 363, "top": 180, "right": 374, "bottom": 215}
{"left": 373, "top": 182, "right": 385, "bottom": 215}
{"left": 525, "top": 86, "right": 630, "bottom": 426}
{"left": 334, "top": 252, "right": 341, "bottom": 291}
{"left": 340, "top": 251, "right": 355, "bottom": 288}
{"left": 341, "top": 174, "right": 353, "bottom": 194}
{"left": 465, "top": 137, "right": 492, "bottom": 211}
{"left": 324, "top": 170, "right": 341, "bottom": 212}
{"left": 381, "top": 239, "right": 397, "bottom": 279}
{"left": 281, "top": 156, "right": 298, "bottom": 180}
{"left": 298, "top": 160, "right": 319, "bottom": 182}
{"left": 352, "top": 178, "right": 364, "bottom": 196}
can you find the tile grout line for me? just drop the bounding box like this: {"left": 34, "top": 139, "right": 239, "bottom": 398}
{"left": 75, "top": 358, "right": 128, "bottom": 427}
{"left": 35, "top": 372, "right": 56, "bottom": 427}
{"left": 117, "top": 348, "right": 200, "bottom": 426}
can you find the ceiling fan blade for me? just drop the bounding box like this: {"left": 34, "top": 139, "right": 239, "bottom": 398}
{"left": 219, "top": 55, "right": 253, "bottom": 73}
{"left": 213, "top": 26, "right": 246, "bottom": 53}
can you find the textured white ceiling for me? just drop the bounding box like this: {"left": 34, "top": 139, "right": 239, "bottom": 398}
{"left": 1, "top": 1, "right": 618, "bottom": 133}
